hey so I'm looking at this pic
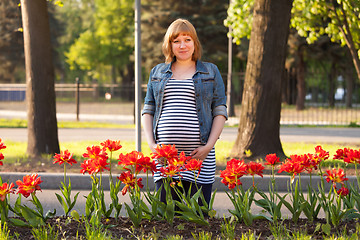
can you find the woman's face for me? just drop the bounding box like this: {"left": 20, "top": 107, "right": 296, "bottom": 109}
{"left": 171, "top": 33, "right": 195, "bottom": 62}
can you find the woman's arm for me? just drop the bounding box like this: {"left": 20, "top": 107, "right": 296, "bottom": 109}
{"left": 190, "top": 115, "right": 226, "bottom": 160}
{"left": 142, "top": 113, "right": 157, "bottom": 153}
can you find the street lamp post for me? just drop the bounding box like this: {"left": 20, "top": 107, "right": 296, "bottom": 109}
{"left": 135, "top": 0, "right": 142, "bottom": 151}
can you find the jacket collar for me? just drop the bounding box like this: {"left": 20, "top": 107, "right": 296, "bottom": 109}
{"left": 161, "top": 60, "right": 209, "bottom": 74}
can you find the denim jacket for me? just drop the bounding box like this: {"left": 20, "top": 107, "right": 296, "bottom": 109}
{"left": 142, "top": 60, "right": 228, "bottom": 144}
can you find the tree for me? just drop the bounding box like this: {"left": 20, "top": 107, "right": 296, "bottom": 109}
{"left": 230, "top": 0, "right": 293, "bottom": 160}
{"left": 291, "top": 0, "right": 360, "bottom": 84}
{"left": 65, "top": 0, "right": 134, "bottom": 87}
{"left": 53, "top": 0, "right": 95, "bottom": 83}
{"left": 0, "top": 0, "right": 24, "bottom": 83}
{"left": 20, "top": 0, "right": 59, "bottom": 157}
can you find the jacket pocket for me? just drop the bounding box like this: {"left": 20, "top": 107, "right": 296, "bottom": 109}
{"left": 202, "top": 78, "right": 214, "bottom": 100}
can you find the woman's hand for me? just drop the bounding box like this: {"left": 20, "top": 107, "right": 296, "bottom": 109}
{"left": 149, "top": 143, "right": 166, "bottom": 165}
{"left": 149, "top": 143, "right": 158, "bottom": 153}
{"left": 190, "top": 145, "right": 212, "bottom": 160}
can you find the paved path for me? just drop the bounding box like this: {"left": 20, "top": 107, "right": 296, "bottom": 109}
{"left": 1, "top": 126, "right": 360, "bottom": 143}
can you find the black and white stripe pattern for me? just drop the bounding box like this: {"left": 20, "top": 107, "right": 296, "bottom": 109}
{"left": 154, "top": 78, "right": 216, "bottom": 184}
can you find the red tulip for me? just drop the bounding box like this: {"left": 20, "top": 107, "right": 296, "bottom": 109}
{"left": 53, "top": 150, "right": 77, "bottom": 166}
{"left": 159, "top": 165, "right": 182, "bottom": 178}
{"left": 185, "top": 158, "right": 203, "bottom": 172}
{"left": 169, "top": 151, "right": 190, "bottom": 167}
{"left": 220, "top": 169, "right": 242, "bottom": 189}
{"left": 0, "top": 182, "right": 15, "bottom": 201}
{"left": 247, "top": 162, "right": 265, "bottom": 177}
{"left": 337, "top": 186, "right": 350, "bottom": 197}
{"left": 83, "top": 145, "right": 108, "bottom": 161}
{"left": 151, "top": 144, "right": 178, "bottom": 161}
{"left": 325, "top": 168, "right": 348, "bottom": 188}
{"left": 138, "top": 156, "right": 157, "bottom": 175}
{"left": 264, "top": 153, "right": 280, "bottom": 166}
{"left": 101, "top": 139, "right": 122, "bottom": 152}
{"left": 225, "top": 158, "right": 247, "bottom": 178}
{"left": 117, "top": 171, "right": 143, "bottom": 195}
{"left": 16, "top": 173, "right": 42, "bottom": 198}
{"left": 0, "top": 138, "right": 6, "bottom": 151}
{"left": 278, "top": 155, "right": 305, "bottom": 181}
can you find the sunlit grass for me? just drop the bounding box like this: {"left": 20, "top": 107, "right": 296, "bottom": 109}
{"left": 0, "top": 118, "right": 134, "bottom": 129}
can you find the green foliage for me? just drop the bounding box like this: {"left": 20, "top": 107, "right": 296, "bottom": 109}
{"left": 9, "top": 194, "right": 56, "bottom": 228}
{"left": 55, "top": 179, "right": 80, "bottom": 217}
{"left": 31, "top": 224, "right": 60, "bottom": 240}
{"left": 239, "top": 230, "right": 259, "bottom": 240}
{"left": 0, "top": 221, "right": 11, "bottom": 240}
{"left": 174, "top": 185, "right": 215, "bottom": 226}
{"left": 224, "top": 0, "right": 254, "bottom": 45}
{"left": 291, "top": 0, "right": 359, "bottom": 49}
{"left": 226, "top": 186, "right": 270, "bottom": 225}
{"left": 191, "top": 231, "right": 212, "bottom": 240}
{"left": 291, "top": 0, "right": 360, "bottom": 82}
{"left": 0, "top": 0, "right": 24, "bottom": 83}
{"left": 268, "top": 221, "right": 293, "bottom": 239}
{"left": 276, "top": 178, "right": 306, "bottom": 224}
{"left": 60, "top": 0, "right": 134, "bottom": 82}
{"left": 164, "top": 235, "right": 184, "bottom": 240}
{"left": 220, "top": 216, "right": 237, "bottom": 240}
{"left": 83, "top": 218, "right": 113, "bottom": 240}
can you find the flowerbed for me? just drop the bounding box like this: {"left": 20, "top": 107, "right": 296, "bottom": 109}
{"left": 0, "top": 138, "right": 360, "bottom": 239}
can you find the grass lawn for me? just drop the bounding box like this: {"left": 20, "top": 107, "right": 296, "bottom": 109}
{"left": 1, "top": 118, "right": 359, "bottom": 169}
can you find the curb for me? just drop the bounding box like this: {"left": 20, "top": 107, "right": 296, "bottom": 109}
{"left": 1, "top": 172, "right": 358, "bottom": 192}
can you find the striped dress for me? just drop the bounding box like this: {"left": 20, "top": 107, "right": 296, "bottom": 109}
{"left": 154, "top": 78, "right": 216, "bottom": 185}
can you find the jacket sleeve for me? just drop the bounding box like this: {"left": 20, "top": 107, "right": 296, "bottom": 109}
{"left": 142, "top": 68, "right": 156, "bottom": 116}
{"left": 212, "top": 64, "right": 228, "bottom": 120}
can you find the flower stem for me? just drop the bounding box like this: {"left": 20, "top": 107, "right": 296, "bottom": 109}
{"left": 64, "top": 164, "right": 67, "bottom": 186}
{"left": 355, "top": 163, "right": 359, "bottom": 189}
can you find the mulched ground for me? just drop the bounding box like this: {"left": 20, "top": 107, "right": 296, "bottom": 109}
{"left": 6, "top": 217, "right": 360, "bottom": 239}
{"left": 3, "top": 157, "right": 360, "bottom": 239}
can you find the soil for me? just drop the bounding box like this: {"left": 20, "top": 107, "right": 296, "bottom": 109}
{"left": 6, "top": 217, "right": 360, "bottom": 239}
{"left": 3, "top": 158, "right": 360, "bottom": 239}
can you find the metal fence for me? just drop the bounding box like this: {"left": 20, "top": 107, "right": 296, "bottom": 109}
{"left": 0, "top": 82, "right": 359, "bottom": 125}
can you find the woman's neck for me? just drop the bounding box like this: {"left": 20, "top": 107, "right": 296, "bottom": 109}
{"left": 174, "top": 59, "right": 195, "bottom": 67}
{"left": 171, "top": 60, "right": 196, "bottom": 79}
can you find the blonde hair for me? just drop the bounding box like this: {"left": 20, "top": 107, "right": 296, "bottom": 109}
{"left": 162, "top": 19, "right": 202, "bottom": 63}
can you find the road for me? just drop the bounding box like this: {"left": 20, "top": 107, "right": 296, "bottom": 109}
{"left": 1, "top": 126, "right": 360, "bottom": 143}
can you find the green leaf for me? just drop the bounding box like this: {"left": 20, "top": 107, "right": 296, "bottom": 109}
{"left": 19, "top": 205, "right": 45, "bottom": 227}
{"left": 208, "top": 209, "right": 216, "bottom": 218}
{"left": 55, "top": 193, "right": 68, "bottom": 212}
{"left": 322, "top": 223, "right": 331, "bottom": 235}
{"left": 9, "top": 218, "right": 28, "bottom": 227}
{"left": 71, "top": 210, "right": 80, "bottom": 222}
{"left": 125, "top": 203, "right": 141, "bottom": 228}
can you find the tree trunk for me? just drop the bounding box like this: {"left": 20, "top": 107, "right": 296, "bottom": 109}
{"left": 296, "top": 46, "right": 306, "bottom": 110}
{"left": 231, "top": 0, "right": 293, "bottom": 160}
{"left": 21, "top": 0, "right": 59, "bottom": 157}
